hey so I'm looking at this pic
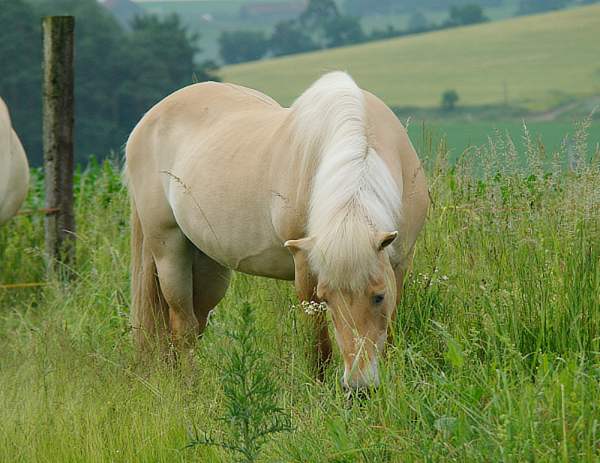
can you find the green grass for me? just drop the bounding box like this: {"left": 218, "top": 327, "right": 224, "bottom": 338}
{"left": 1, "top": 126, "right": 600, "bottom": 461}
{"left": 221, "top": 4, "right": 600, "bottom": 110}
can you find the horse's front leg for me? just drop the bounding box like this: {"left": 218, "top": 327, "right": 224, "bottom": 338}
{"left": 285, "top": 239, "right": 332, "bottom": 381}
{"left": 312, "top": 310, "right": 332, "bottom": 381}
{"left": 297, "top": 288, "right": 332, "bottom": 381}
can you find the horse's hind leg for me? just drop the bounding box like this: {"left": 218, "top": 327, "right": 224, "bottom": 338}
{"left": 192, "top": 249, "right": 231, "bottom": 333}
{"left": 149, "top": 229, "right": 199, "bottom": 349}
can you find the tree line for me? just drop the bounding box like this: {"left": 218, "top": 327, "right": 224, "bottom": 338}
{"left": 344, "top": 0, "right": 503, "bottom": 16}
{"left": 344, "top": 0, "right": 594, "bottom": 17}
{"left": 219, "top": 0, "right": 493, "bottom": 65}
{"left": 0, "top": 0, "right": 218, "bottom": 165}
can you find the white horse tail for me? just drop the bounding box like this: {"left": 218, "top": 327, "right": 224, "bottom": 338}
{"left": 130, "top": 194, "right": 169, "bottom": 351}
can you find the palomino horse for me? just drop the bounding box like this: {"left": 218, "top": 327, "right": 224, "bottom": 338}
{"left": 0, "top": 97, "right": 29, "bottom": 226}
{"left": 126, "top": 72, "right": 429, "bottom": 390}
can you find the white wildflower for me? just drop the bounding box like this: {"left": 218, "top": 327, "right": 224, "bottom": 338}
{"left": 293, "top": 300, "right": 328, "bottom": 315}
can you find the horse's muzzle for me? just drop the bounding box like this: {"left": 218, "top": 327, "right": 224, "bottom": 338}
{"left": 342, "top": 356, "right": 380, "bottom": 391}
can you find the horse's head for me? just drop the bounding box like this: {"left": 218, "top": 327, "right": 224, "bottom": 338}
{"left": 285, "top": 231, "right": 398, "bottom": 391}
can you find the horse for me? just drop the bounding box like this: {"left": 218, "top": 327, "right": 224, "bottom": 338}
{"left": 125, "top": 72, "right": 429, "bottom": 390}
{"left": 0, "top": 97, "right": 29, "bottom": 227}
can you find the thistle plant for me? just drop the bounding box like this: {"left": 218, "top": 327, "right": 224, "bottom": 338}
{"left": 188, "top": 301, "right": 292, "bottom": 462}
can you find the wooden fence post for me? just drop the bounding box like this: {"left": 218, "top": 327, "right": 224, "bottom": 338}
{"left": 42, "top": 16, "right": 75, "bottom": 276}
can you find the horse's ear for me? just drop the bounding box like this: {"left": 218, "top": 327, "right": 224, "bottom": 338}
{"left": 284, "top": 237, "right": 314, "bottom": 255}
{"left": 376, "top": 231, "right": 398, "bottom": 251}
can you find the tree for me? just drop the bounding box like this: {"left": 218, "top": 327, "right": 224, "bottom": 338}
{"left": 344, "top": 0, "right": 395, "bottom": 16}
{"left": 323, "top": 15, "right": 365, "bottom": 47}
{"left": 0, "top": 0, "right": 218, "bottom": 165}
{"left": 408, "top": 10, "right": 429, "bottom": 32}
{"left": 445, "top": 4, "right": 489, "bottom": 27}
{"left": 0, "top": 0, "right": 41, "bottom": 162}
{"left": 267, "top": 0, "right": 366, "bottom": 55}
{"left": 517, "top": 0, "right": 568, "bottom": 15}
{"left": 298, "top": 0, "right": 366, "bottom": 49}
{"left": 369, "top": 25, "right": 404, "bottom": 41}
{"left": 24, "top": 0, "right": 127, "bottom": 163}
{"left": 219, "top": 30, "right": 268, "bottom": 64}
{"left": 128, "top": 15, "right": 200, "bottom": 88}
{"left": 345, "top": 0, "right": 502, "bottom": 16}
{"left": 269, "top": 20, "right": 318, "bottom": 56}
{"left": 300, "top": 0, "right": 340, "bottom": 29}
{"left": 118, "top": 14, "right": 218, "bottom": 138}
{"left": 441, "top": 90, "right": 459, "bottom": 111}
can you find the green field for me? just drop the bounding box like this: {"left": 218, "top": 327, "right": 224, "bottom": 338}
{"left": 1, "top": 130, "right": 599, "bottom": 460}
{"left": 408, "top": 119, "right": 600, "bottom": 164}
{"left": 221, "top": 4, "right": 600, "bottom": 110}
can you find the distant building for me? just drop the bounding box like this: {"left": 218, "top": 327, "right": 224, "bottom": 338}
{"left": 240, "top": 1, "right": 307, "bottom": 21}
{"left": 97, "top": 0, "right": 143, "bottom": 29}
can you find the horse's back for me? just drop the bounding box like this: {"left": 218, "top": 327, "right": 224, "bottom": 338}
{"left": 130, "top": 82, "right": 279, "bottom": 135}
{"left": 0, "top": 97, "right": 29, "bottom": 226}
{"left": 127, "top": 81, "right": 283, "bottom": 170}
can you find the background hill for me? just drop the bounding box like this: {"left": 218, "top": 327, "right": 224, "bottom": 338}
{"left": 220, "top": 4, "right": 600, "bottom": 110}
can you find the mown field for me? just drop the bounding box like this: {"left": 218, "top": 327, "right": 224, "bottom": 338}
{"left": 221, "top": 4, "right": 600, "bottom": 110}
{"left": 1, "top": 123, "right": 599, "bottom": 461}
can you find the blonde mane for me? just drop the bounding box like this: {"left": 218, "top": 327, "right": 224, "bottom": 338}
{"left": 290, "top": 72, "right": 402, "bottom": 290}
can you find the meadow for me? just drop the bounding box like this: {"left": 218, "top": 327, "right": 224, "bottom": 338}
{"left": 1, "top": 121, "right": 599, "bottom": 461}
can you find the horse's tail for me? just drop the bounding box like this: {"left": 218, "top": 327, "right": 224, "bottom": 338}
{"left": 130, "top": 194, "right": 169, "bottom": 351}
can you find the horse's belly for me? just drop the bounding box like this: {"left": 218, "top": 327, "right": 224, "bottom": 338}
{"left": 233, "top": 245, "right": 295, "bottom": 280}
{"left": 188, "top": 232, "right": 295, "bottom": 280}
{"left": 171, "top": 193, "right": 295, "bottom": 280}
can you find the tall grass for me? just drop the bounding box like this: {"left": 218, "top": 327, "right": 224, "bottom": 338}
{"left": 0, "top": 122, "right": 599, "bottom": 461}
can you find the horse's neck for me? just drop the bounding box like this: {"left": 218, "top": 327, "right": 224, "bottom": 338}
{"left": 265, "top": 112, "right": 318, "bottom": 239}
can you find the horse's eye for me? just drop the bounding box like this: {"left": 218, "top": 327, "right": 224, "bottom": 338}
{"left": 372, "top": 294, "right": 385, "bottom": 305}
